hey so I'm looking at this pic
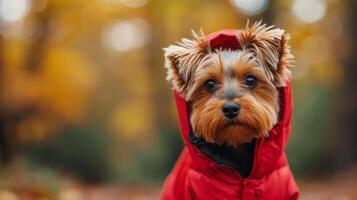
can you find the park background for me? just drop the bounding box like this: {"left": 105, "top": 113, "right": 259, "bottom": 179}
{"left": 0, "top": 0, "right": 357, "bottom": 199}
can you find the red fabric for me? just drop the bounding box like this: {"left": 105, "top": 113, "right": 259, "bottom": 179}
{"left": 205, "top": 29, "right": 241, "bottom": 51}
{"left": 160, "top": 30, "right": 299, "bottom": 200}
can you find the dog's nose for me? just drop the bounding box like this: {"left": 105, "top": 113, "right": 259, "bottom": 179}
{"left": 222, "top": 102, "right": 240, "bottom": 119}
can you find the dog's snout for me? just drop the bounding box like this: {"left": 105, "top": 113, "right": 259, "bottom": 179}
{"left": 222, "top": 102, "right": 240, "bottom": 119}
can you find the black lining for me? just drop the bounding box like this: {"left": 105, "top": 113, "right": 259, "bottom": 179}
{"left": 189, "top": 132, "right": 256, "bottom": 178}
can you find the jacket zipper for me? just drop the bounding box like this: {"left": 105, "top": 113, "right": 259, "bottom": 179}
{"left": 195, "top": 138, "right": 264, "bottom": 199}
{"left": 228, "top": 138, "right": 263, "bottom": 178}
{"left": 226, "top": 138, "right": 264, "bottom": 199}
{"left": 239, "top": 181, "right": 245, "bottom": 200}
{"left": 247, "top": 138, "right": 263, "bottom": 179}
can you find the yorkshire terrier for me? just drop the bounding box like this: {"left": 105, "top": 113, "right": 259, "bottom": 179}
{"left": 161, "top": 22, "right": 298, "bottom": 199}
{"left": 164, "top": 22, "right": 293, "bottom": 147}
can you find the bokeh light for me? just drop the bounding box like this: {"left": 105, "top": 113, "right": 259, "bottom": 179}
{"left": 101, "top": 19, "right": 151, "bottom": 52}
{"left": 0, "top": 0, "right": 29, "bottom": 23}
{"left": 292, "top": 0, "right": 326, "bottom": 23}
{"left": 230, "top": 0, "right": 268, "bottom": 16}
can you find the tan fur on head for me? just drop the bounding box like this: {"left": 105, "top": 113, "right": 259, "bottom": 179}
{"left": 163, "top": 31, "right": 211, "bottom": 100}
{"left": 238, "top": 21, "right": 294, "bottom": 87}
{"left": 163, "top": 22, "right": 294, "bottom": 146}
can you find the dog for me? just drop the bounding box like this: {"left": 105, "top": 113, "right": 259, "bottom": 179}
{"left": 161, "top": 22, "right": 299, "bottom": 200}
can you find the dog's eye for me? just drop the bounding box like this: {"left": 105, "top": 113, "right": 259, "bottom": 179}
{"left": 245, "top": 75, "right": 258, "bottom": 88}
{"left": 205, "top": 79, "right": 217, "bottom": 92}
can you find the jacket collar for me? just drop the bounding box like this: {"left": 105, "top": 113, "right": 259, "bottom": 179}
{"left": 188, "top": 132, "right": 256, "bottom": 178}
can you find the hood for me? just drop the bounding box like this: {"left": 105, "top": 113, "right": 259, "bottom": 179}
{"left": 172, "top": 29, "right": 293, "bottom": 179}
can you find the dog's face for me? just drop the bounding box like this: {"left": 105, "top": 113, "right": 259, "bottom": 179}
{"left": 164, "top": 22, "right": 293, "bottom": 147}
{"left": 189, "top": 50, "right": 280, "bottom": 146}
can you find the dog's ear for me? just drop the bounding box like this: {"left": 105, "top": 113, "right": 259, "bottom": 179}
{"left": 238, "top": 21, "right": 294, "bottom": 87}
{"left": 164, "top": 32, "right": 210, "bottom": 99}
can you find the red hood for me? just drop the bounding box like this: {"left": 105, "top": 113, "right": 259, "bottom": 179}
{"left": 161, "top": 29, "right": 298, "bottom": 200}
{"left": 173, "top": 29, "right": 293, "bottom": 180}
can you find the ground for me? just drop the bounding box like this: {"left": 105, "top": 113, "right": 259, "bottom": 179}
{"left": 1, "top": 166, "right": 357, "bottom": 200}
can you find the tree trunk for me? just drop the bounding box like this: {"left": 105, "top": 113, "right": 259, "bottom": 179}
{"left": 0, "top": 8, "right": 51, "bottom": 165}
{"left": 333, "top": 0, "right": 357, "bottom": 170}
{"left": 0, "top": 35, "right": 11, "bottom": 165}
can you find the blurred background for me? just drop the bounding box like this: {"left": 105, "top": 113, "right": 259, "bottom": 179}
{"left": 0, "top": 0, "right": 356, "bottom": 199}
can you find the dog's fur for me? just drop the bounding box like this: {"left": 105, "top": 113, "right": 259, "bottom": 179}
{"left": 164, "top": 22, "right": 293, "bottom": 147}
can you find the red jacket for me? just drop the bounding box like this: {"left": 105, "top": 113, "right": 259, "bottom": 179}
{"left": 161, "top": 30, "right": 299, "bottom": 200}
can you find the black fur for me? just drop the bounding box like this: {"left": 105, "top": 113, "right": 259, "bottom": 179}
{"left": 189, "top": 132, "right": 255, "bottom": 178}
